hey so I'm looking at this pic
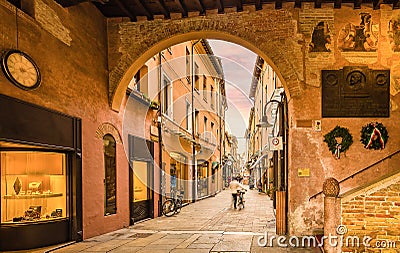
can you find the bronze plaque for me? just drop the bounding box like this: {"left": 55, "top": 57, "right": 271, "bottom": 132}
{"left": 322, "top": 66, "right": 390, "bottom": 117}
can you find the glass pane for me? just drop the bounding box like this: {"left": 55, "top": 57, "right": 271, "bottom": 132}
{"left": 104, "top": 134, "right": 116, "bottom": 215}
{"left": 133, "top": 161, "right": 148, "bottom": 202}
{"left": 1, "top": 151, "right": 67, "bottom": 224}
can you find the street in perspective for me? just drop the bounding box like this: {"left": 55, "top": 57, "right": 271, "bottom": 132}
{"left": 1, "top": 1, "right": 400, "bottom": 253}
{"left": 48, "top": 189, "right": 320, "bottom": 253}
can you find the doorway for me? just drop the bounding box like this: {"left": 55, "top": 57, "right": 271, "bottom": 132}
{"left": 128, "top": 135, "right": 154, "bottom": 224}
{"left": 130, "top": 160, "right": 153, "bottom": 224}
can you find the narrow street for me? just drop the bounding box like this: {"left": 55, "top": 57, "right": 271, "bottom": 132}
{"left": 46, "top": 189, "right": 320, "bottom": 253}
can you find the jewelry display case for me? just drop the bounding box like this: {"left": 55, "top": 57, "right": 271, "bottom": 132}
{"left": 1, "top": 151, "right": 67, "bottom": 224}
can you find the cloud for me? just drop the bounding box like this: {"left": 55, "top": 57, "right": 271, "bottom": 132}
{"left": 209, "top": 40, "right": 257, "bottom": 154}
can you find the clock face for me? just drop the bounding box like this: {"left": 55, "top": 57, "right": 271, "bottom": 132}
{"left": 1, "top": 50, "right": 41, "bottom": 90}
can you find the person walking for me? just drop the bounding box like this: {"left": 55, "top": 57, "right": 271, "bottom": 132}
{"left": 229, "top": 177, "right": 246, "bottom": 209}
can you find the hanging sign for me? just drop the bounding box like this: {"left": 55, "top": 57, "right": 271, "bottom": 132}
{"left": 269, "top": 137, "right": 283, "bottom": 151}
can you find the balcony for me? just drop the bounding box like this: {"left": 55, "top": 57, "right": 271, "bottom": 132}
{"left": 161, "top": 115, "right": 193, "bottom": 142}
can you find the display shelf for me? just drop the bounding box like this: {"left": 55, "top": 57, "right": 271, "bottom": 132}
{"left": 1, "top": 217, "right": 67, "bottom": 225}
{"left": 3, "top": 193, "right": 63, "bottom": 199}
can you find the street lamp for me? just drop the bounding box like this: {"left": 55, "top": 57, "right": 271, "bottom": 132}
{"left": 255, "top": 92, "right": 287, "bottom": 236}
{"left": 256, "top": 98, "right": 282, "bottom": 128}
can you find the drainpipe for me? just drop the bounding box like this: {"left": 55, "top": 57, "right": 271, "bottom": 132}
{"left": 158, "top": 52, "right": 163, "bottom": 216}
{"left": 191, "top": 39, "right": 201, "bottom": 202}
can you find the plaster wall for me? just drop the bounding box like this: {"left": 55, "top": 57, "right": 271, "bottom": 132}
{"left": 0, "top": 0, "right": 131, "bottom": 239}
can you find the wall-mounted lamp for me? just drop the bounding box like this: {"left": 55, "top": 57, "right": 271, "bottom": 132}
{"left": 256, "top": 98, "right": 282, "bottom": 128}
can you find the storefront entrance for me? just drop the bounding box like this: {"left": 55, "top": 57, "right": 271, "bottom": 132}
{"left": 170, "top": 153, "right": 188, "bottom": 201}
{"left": 128, "top": 135, "right": 154, "bottom": 224}
{"left": 0, "top": 94, "right": 82, "bottom": 251}
{"left": 130, "top": 160, "right": 152, "bottom": 223}
{"left": 197, "top": 161, "right": 209, "bottom": 198}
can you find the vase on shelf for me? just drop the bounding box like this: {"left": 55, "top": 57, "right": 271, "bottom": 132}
{"left": 13, "top": 177, "right": 22, "bottom": 195}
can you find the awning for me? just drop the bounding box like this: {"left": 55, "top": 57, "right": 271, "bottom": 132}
{"left": 212, "top": 161, "right": 219, "bottom": 169}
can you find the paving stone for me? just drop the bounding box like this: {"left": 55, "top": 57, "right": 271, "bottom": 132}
{"left": 52, "top": 242, "right": 100, "bottom": 253}
{"left": 80, "top": 240, "right": 129, "bottom": 252}
{"left": 135, "top": 249, "right": 170, "bottom": 253}
{"left": 175, "top": 234, "right": 201, "bottom": 249}
{"left": 162, "top": 233, "right": 194, "bottom": 239}
{"left": 107, "top": 246, "right": 143, "bottom": 253}
{"left": 187, "top": 243, "right": 215, "bottom": 249}
{"left": 149, "top": 238, "right": 187, "bottom": 245}
{"left": 170, "top": 249, "right": 210, "bottom": 253}
{"left": 211, "top": 240, "right": 252, "bottom": 252}
{"left": 140, "top": 243, "right": 178, "bottom": 250}
{"left": 47, "top": 190, "right": 321, "bottom": 253}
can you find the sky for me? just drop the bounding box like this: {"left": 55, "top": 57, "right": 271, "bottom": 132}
{"left": 208, "top": 40, "right": 257, "bottom": 154}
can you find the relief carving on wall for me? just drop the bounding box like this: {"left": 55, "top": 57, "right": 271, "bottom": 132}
{"left": 309, "top": 21, "right": 332, "bottom": 52}
{"left": 389, "top": 16, "right": 400, "bottom": 52}
{"left": 338, "top": 13, "right": 378, "bottom": 52}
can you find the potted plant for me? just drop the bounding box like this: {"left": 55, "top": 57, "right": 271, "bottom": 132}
{"left": 150, "top": 100, "right": 160, "bottom": 110}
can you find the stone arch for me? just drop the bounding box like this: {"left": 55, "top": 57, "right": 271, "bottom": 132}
{"left": 108, "top": 9, "right": 305, "bottom": 111}
{"left": 96, "top": 122, "right": 122, "bottom": 144}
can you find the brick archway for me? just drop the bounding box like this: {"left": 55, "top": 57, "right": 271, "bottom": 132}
{"left": 108, "top": 9, "right": 304, "bottom": 111}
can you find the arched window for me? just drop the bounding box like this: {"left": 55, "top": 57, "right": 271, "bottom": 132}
{"left": 103, "top": 134, "right": 117, "bottom": 215}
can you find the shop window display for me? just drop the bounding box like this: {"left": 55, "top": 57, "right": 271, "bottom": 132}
{"left": 1, "top": 151, "right": 67, "bottom": 224}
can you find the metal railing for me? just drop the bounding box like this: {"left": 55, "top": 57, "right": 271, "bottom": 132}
{"left": 309, "top": 149, "right": 400, "bottom": 201}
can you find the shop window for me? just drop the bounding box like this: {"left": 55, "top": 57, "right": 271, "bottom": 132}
{"left": 103, "top": 134, "right": 117, "bottom": 216}
{"left": 170, "top": 153, "right": 187, "bottom": 200}
{"left": 1, "top": 151, "right": 67, "bottom": 224}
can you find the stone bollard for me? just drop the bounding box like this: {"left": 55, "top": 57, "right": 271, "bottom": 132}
{"left": 323, "top": 178, "right": 341, "bottom": 253}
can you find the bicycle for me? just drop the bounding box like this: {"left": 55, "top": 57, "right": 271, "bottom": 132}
{"left": 162, "top": 190, "right": 183, "bottom": 217}
{"left": 237, "top": 189, "right": 247, "bottom": 210}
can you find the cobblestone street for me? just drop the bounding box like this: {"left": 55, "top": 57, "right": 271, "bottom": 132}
{"left": 29, "top": 188, "right": 322, "bottom": 253}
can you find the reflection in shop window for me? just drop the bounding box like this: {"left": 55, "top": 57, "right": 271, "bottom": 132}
{"left": 103, "top": 134, "right": 117, "bottom": 216}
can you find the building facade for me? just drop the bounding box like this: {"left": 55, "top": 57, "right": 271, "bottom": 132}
{"left": 128, "top": 40, "right": 227, "bottom": 203}
{"left": 247, "top": 57, "right": 284, "bottom": 194}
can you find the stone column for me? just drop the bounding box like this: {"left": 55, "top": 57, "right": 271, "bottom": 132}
{"left": 323, "top": 178, "right": 341, "bottom": 253}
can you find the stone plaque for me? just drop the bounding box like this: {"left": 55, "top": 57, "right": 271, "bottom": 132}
{"left": 322, "top": 66, "right": 390, "bottom": 117}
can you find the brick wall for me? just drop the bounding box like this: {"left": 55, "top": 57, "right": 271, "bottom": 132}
{"left": 342, "top": 176, "right": 400, "bottom": 252}
{"left": 108, "top": 3, "right": 400, "bottom": 236}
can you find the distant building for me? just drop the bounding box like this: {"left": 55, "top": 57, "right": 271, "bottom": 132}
{"left": 246, "top": 56, "right": 283, "bottom": 194}
{"left": 130, "top": 40, "right": 227, "bottom": 203}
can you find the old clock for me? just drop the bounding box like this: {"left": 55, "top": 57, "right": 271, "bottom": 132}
{"left": 1, "top": 49, "right": 41, "bottom": 90}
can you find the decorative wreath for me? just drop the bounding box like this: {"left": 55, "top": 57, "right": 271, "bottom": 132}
{"left": 323, "top": 126, "right": 353, "bottom": 159}
{"left": 360, "top": 122, "right": 388, "bottom": 150}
